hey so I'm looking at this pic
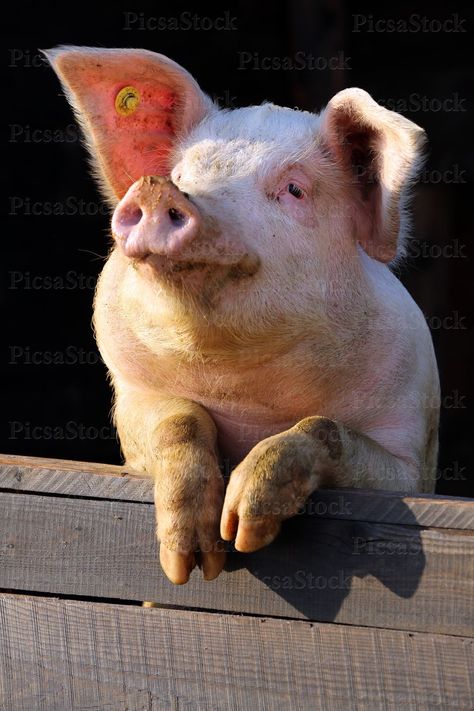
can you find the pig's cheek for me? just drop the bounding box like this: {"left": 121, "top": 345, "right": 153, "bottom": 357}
{"left": 281, "top": 201, "right": 316, "bottom": 229}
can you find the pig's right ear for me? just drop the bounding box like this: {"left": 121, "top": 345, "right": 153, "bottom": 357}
{"left": 320, "top": 88, "right": 426, "bottom": 263}
{"left": 42, "top": 46, "right": 214, "bottom": 206}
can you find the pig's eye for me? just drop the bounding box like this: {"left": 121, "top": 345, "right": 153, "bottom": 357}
{"left": 287, "top": 183, "right": 304, "bottom": 199}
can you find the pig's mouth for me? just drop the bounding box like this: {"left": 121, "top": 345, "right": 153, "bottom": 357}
{"left": 168, "top": 260, "right": 207, "bottom": 272}
{"left": 138, "top": 252, "right": 260, "bottom": 282}
{"left": 128, "top": 251, "right": 261, "bottom": 307}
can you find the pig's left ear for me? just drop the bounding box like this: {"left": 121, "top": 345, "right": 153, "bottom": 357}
{"left": 320, "top": 88, "right": 426, "bottom": 263}
{"left": 43, "top": 46, "right": 214, "bottom": 205}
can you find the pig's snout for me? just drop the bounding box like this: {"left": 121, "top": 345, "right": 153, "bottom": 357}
{"left": 112, "top": 176, "right": 201, "bottom": 259}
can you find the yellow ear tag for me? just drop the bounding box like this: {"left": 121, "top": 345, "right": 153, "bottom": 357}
{"left": 115, "top": 86, "right": 140, "bottom": 116}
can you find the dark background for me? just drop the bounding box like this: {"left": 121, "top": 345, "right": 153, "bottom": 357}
{"left": 2, "top": 1, "right": 473, "bottom": 497}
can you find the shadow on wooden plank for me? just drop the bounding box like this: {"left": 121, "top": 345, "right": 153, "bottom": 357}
{"left": 224, "top": 502, "right": 426, "bottom": 621}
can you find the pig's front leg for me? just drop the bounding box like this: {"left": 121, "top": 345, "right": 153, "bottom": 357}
{"left": 114, "top": 388, "right": 225, "bottom": 584}
{"left": 221, "top": 416, "right": 414, "bottom": 552}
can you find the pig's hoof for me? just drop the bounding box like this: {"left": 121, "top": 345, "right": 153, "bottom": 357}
{"left": 156, "top": 488, "right": 226, "bottom": 584}
{"left": 198, "top": 549, "right": 227, "bottom": 581}
{"left": 154, "top": 456, "right": 226, "bottom": 584}
{"left": 159, "top": 546, "right": 196, "bottom": 585}
{"left": 160, "top": 545, "right": 226, "bottom": 584}
{"left": 220, "top": 506, "right": 283, "bottom": 553}
{"left": 223, "top": 515, "right": 282, "bottom": 553}
{"left": 220, "top": 430, "right": 320, "bottom": 552}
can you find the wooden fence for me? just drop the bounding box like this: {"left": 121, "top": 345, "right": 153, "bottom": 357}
{"left": 0, "top": 453, "right": 472, "bottom": 710}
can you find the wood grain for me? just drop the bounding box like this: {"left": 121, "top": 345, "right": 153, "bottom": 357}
{"left": 0, "top": 490, "right": 473, "bottom": 636}
{"left": 1, "top": 453, "right": 473, "bottom": 529}
{"left": 0, "top": 594, "right": 472, "bottom": 711}
{"left": 0, "top": 453, "right": 151, "bottom": 502}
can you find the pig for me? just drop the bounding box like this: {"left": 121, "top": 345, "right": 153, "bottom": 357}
{"left": 44, "top": 46, "right": 440, "bottom": 585}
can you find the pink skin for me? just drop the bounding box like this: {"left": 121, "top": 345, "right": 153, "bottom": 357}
{"left": 112, "top": 177, "right": 201, "bottom": 259}
{"left": 44, "top": 46, "right": 439, "bottom": 585}
{"left": 111, "top": 176, "right": 259, "bottom": 279}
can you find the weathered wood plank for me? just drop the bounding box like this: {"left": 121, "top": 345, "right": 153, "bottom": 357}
{"left": 0, "top": 453, "right": 132, "bottom": 477}
{"left": 314, "top": 487, "right": 474, "bottom": 530}
{"left": 1, "top": 453, "right": 473, "bottom": 529}
{"left": 0, "top": 453, "right": 151, "bottom": 502}
{"left": 0, "top": 594, "right": 472, "bottom": 711}
{"left": 0, "top": 491, "right": 472, "bottom": 635}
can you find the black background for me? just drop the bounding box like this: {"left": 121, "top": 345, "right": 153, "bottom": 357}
{"left": 3, "top": 1, "right": 473, "bottom": 497}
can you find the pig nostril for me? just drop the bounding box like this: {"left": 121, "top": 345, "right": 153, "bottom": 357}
{"left": 168, "top": 207, "right": 186, "bottom": 226}
{"left": 119, "top": 205, "right": 143, "bottom": 228}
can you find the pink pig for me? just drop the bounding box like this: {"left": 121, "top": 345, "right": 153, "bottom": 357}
{"left": 45, "top": 47, "right": 440, "bottom": 584}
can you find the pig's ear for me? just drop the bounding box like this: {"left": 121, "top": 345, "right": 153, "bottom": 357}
{"left": 320, "top": 88, "right": 426, "bottom": 263}
{"left": 42, "top": 46, "right": 214, "bottom": 205}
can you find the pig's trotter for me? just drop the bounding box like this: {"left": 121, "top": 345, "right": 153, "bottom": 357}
{"left": 220, "top": 417, "right": 338, "bottom": 552}
{"left": 114, "top": 390, "right": 226, "bottom": 585}
{"left": 153, "top": 414, "right": 226, "bottom": 584}
{"left": 220, "top": 415, "right": 407, "bottom": 552}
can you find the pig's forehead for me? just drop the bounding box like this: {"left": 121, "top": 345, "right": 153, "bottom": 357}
{"left": 175, "top": 104, "right": 321, "bottom": 172}
{"left": 195, "top": 104, "right": 319, "bottom": 140}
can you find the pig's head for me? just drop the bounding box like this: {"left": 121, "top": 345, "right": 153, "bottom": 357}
{"left": 44, "top": 46, "right": 426, "bottom": 337}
